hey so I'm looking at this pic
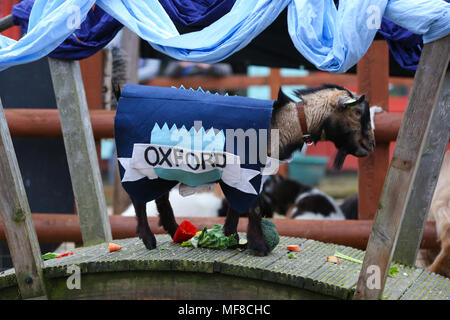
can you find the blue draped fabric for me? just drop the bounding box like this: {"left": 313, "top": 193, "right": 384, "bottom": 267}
{"left": 11, "top": 0, "right": 123, "bottom": 60}
{"left": 379, "top": 19, "right": 423, "bottom": 70}
{"left": 158, "top": 0, "right": 236, "bottom": 30}
{"left": 378, "top": 0, "right": 450, "bottom": 70}
{"left": 0, "top": 0, "right": 449, "bottom": 73}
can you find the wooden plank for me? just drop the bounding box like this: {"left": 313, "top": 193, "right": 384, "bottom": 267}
{"left": 305, "top": 245, "right": 364, "bottom": 299}
{"left": 261, "top": 238, "right": 331, "bottom": 291}
{"left": 354, "top": 35, "right": 450, "bottom": 300}
{"left": 393, "top": 71, "right": 450, "bottom": 265}
{"left": 381, "top": 264, "right": 423, "bottom": 300}
{"left": 357, "top": 41, "right": 390, "bottom": 220}
{"left": 48, "top": 58, "right": 112, "bottom": 246}
{"left": 0, "top": 99, "right": 46, "bottom": 299}
{"left": 399, "top": 270, "right": 450, "bottom": 300}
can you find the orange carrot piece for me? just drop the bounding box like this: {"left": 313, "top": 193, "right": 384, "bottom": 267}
{"left": 109, "top": 242, "right": 121, "bottom": 253}
{"left": 287, "top": 245, "right": 300, "bottom": 252}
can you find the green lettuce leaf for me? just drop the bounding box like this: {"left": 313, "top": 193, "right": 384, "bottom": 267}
{"left": 181, "top": 224, "right": 237, "bottom": 250}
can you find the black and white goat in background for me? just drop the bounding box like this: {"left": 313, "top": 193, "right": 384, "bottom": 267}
{"left": 132, "top": 85, "right": 375, "bottom": 256}
{"left": 219, "top": 174, "right": 358, "bottom": 220}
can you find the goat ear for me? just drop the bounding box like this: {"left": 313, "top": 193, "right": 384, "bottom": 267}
{"left": 273, "top": 88, "right": 291, "bottom": 109}
{"left": 338, "top": 94, "right": 365, "bottom": 109}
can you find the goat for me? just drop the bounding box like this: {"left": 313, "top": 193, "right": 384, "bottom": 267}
{"left": 419, "top": 150, "right": 450, "bottom": 277}
{"left": 122, "top": 84, "right": 374, "bottom": 256}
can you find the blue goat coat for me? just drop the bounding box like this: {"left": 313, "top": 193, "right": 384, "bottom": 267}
{"left": 114, "top": 84, "right": 274, "bottom": 212}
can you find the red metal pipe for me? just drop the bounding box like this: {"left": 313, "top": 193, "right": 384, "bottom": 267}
{"left": 0, "top": 214, "right": 438, "bottom": 250}
{"left": 4, "top": 109, "right": 404, "bottom": 143}
{"left": 4, "top": 109, "right": 115, "bottom": 139}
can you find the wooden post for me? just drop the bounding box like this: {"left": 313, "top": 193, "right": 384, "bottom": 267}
{"left": 0, "top": 99, "right": 46, "bottom": 299}
{"left": 79, "top": 51, "right": 105, "bottom": 167}
{"left": 356, "top": 41, "right": 390, "bottom": 219}
{"left": 112, "top": 28, "right": 140, "bottom": 215}
{"left": 102, "top": 49, "right": 113, "bottom": 110}
{"left": 120, "top": 27, "right": 140, "bottom": 84}
{"left": 393, "top": 71, "right": 450, "bottom": 265}
{"left": 354, "top": 35, "right": 450, "bottom": 300}
{"left": 48, "top": 58, "right": 112, "bottom": 246}
{"left": 269, "top": 68, "right": 282, "bottom": 100}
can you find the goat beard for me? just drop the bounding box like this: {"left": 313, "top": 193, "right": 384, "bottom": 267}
{"left": 333, "top": 149, "right": 347, "bottom": 170}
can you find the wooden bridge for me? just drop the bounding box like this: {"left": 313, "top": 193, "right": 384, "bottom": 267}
{"left": 1, "top": 234, "right": 448, "bottom": 300}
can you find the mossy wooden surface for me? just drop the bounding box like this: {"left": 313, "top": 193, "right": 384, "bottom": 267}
{"left": 0, "top": 234, "right": 448, "bottom": 300}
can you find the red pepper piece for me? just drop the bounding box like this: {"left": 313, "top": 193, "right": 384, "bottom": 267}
{"left": 173, "top": 221, "right": 197, "bottom": 243}
{"left": 56, "top": 252, "right": 74, "bottom": 258}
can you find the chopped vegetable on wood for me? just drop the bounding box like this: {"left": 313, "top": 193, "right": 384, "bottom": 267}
{"left": 326, "top": 255, "right": 340, "bottom": 264}
{"left": 261, "top": 218, "right": 280, "bottom": 252}
{"left": 42, "top": 252, "right": 58, "bottom": 261}
{"left": 109, "top": 242, "right": 121, "bottom": 253}
{"left": 173, "top": 220, "right": 197, "bottom": 243}
{"left": 287, "top": 245, "right": 300, "bottom": 252}
{"left": 181, "top": 224, "right": 237, "bottom": 249}
{"left": 56, "top": 252, "right": 73, "bottom": 258}
{"left": 42, "top": 252, "right": 73, "bottom": 260}
{"left": 334, "top": 251, "right": 400, "bottom": 276}
{"left": 238, "top": 238, "right": 248, "bottom": 249}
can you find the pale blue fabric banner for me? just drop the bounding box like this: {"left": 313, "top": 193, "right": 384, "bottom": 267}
{"left": 0, "top": 0, "right": 449, "bottom": 73}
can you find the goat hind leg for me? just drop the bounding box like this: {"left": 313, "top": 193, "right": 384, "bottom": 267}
{"left": 428, "top": 225, "right": 450, "bottom": 277}
{"left": 247, "top": 204, "right": 269, "bottom": 256}
{"left": 132, "top": 200, "right": 157, "bottom": 250}
{"left": 156, "top": 192, "right": 179, "bottom": 238}
{"left": 223, "top": 205, "right": 240, "bottom": 246}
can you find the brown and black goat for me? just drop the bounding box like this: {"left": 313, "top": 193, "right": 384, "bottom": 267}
{"left": 131, "top": 84, "right": 375, "bottom": 256}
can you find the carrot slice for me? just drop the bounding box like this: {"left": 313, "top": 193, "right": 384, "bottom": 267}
{"left": 109, "top": 242, "right": 121, "bottom": 253}
{"left": 287, "top": 245, "right": 300, "bottom": 252}
{"left": 326, "top": 255, "right": 340, "bottom": 264}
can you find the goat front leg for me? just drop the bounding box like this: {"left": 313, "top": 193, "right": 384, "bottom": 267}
{"left": 155, "top": 192, "right": 179, "bottom": 238}
{"left": 132, "top": 200, "right": 157, "bottom": 250}
{"left": 247, "top": 203, "right": 269, "bottom": 256}
{"left": 223, "top": 205, "right": 240, "bottom": 245}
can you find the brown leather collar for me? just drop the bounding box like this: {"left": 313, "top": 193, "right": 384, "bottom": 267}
{"left": 297, "top": 101, "right": 312, "bottom": 143}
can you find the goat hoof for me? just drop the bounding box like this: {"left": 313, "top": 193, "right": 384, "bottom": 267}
{"left": 168, "top": 223, "right": 179, "bottom": 239}
{"left": 248, "top": 239, "right": 269, "bottom": 256}
{"left": 141, "top": 234, "right": 157, "bottom": 250}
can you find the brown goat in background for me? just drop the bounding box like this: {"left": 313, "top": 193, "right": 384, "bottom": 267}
{"left": 417, "top": 150, "right": 450, "bottom": 277}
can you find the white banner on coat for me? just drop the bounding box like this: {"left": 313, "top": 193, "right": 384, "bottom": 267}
{"left": 119, "top": 143, "right": 264, "bottom": 195}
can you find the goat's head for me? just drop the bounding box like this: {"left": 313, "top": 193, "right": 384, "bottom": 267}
{"left": 284, "top": 84, "right": 375, "bottom": 169}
